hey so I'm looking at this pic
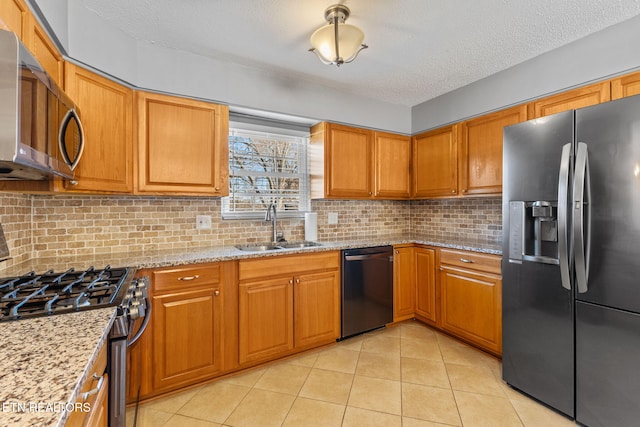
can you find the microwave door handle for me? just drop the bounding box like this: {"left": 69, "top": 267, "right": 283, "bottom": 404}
{"left": 58, "top": 108, "right": 85, "bottom": 171}
{"left": 573, "top": 142, "right": 591, "bottom": 294}
{"left": 558, "top": 143, "right": 571, "bottom": 291}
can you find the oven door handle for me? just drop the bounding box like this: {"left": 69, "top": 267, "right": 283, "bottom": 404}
{"left": 127, "top": 297, "right": 151, "bottom": 347}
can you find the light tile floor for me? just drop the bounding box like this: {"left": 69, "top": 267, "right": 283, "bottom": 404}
{"left": 127, "top": 321, "right": 576, "bottom": 427}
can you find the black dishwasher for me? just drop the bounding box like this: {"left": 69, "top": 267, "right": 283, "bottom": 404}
{"left": 340, "top": 246, "right": 394, "bottom": 339}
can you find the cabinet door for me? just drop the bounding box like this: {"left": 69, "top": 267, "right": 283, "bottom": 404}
{"left": 611, "top": 70, "right": 640, "bottom": 100}
{"left": 152, "top": 288, "right": 223, "bottom": 392}
{"left": 27, "top": 17, "right": 64, "bottom": 86}
{"left": 0, "top": 0, "right": 30, "bottom": 41}
{"left": 459, "top": 105, "right": 527, "bottom": 195}
{"left": 137, "top": 92, "right": 229, "bottom": 195}
{"left": 239, "top": 277, "right": 294, "bottom": 364}
{"left": 294, "top": 271, "right": 340, "bottom": 348}
{"left": 415, "top": 247, "right": 437, "bottom": 324}
{"left": 412, "top": 125, "right": 459, "bottom": 197}
{"left": 63, "top": 63, "right": 134, "bottom": 192}
{"left": 325, "top": 123, "right": 372, "bottom": 198}
{"left": 84, "top": 374, "right": 109, "bottom": 427}
{"left": 527, "top": 81, "right": 611, "bottom": 119}
{"left": 374, "top": 132, "right": 411, "bottom": 199}
{"left": 439, "top": 266, "right": 502, "bottom": 355}
{"left": 393, "top": 246, "right": 415, "bottom": 321}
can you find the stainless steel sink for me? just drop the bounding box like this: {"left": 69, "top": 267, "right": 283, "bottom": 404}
{"left": 235, "top": 244, "right": 282, "bottom": 252}
{"left": 234, "top": 241, "right": 322, "bottom": 252}
{"left": 277, "top": 241, "right": 323, "bottom": 249}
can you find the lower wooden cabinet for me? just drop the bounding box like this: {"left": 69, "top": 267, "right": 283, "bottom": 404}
{"left": 66, "top": 342, "right": 108, "bottom": 427}
{"left": 238, "top": 252, "right": 340, "bottom": 366}
{"left": 393, "top": 245, "right": 416, "bottom": 322}
{"left": 438, "top": 249, "right": 502, "bottom": 355}
{"left": 415, "top": 247, "right": 437, "bottom": 325}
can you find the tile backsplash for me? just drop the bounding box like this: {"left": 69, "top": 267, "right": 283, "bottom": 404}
{"left": 0, "top": 192, "right": 500, "bottom": 260}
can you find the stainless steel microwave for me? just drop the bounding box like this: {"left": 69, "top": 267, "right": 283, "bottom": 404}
{"left": 0, "top": 29, "right": 84, "bottom": 180}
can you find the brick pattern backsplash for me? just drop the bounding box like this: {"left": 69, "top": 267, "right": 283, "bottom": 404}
{"left": 0, "top": 192, "right": 500, "bottom": 260}
{"left": 411, "top": 197, "right": 502, "bottom": 244}
{"left": 0, "top": 192, "right": 33, "bottom": 267}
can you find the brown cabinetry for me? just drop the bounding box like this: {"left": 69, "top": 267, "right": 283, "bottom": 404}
{"left": 127, "top": 262, "right": 235, "bottom": 400}
{"left": 0, "top": 0, "right": 30, "bottom": 43}
{"left": 238, "top": 252, "right": 340, "bottom": 365}
{"left": 66, "top": 342, "right": 108, "bottom": 427}
{"left": 136, "top": 91, "right": 229, "bottom": 195}
{"left": 438, "top": 249, "right": 502, "bottom": 355}
{"left": 412, "top": 125, "right": 459, "bottom": 198}
{"left": 310, "top": 122, "right": 411, "bottom": 199}
{"left": 611, "top": 70, "right": 640, "bottom": 100}
{"left": 393, "top": 245, "right": 415, "bottom": 322}
{"left": 459, "top": 105, "right": 527, "bottom": 195}
{"left": 415, "top": 246, "right": 437, "bottom": 325}
{"left": 27, "top": 17, "right": 64, "bottom": 86}
{"left": 62, "top": 63, "right": 134, "bottom": 193}
{"left": 527, "top": 81, "right": 611, "bottom": 119}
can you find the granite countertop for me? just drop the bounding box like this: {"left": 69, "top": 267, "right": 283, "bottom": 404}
{"left": 0, "top": 308, "right": 117, "bottom": 427}
{"left": 0, "top": 233, "right": 501, "bottom": 276}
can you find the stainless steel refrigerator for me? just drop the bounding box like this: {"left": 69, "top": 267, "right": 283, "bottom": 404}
{"left": 502, "top": 94, "right": 640, "bottom": 426}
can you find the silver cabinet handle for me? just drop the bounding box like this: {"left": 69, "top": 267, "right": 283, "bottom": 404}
{"left": 459, "top": 258, "right": 474, "bottom": 263}
{"left": 81, "top": 374, "right": 105, "bottom": 401}
{"left": 214, "top": 290, "right": 220, "bottom": 296}
{"left": 178, "top": 275, "right": 199, "bottom": 281}
{"left": 558, "top": 143, "right": 572, "bottom": 291}
{"left": 573, "top": 142, "right": 591, "bottom": 294}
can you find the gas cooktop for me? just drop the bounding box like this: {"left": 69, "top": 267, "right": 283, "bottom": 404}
{"left": 0, "top": 266, "right": 134, "bottom": 322}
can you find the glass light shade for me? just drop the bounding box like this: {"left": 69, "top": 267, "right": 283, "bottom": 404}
{"left": 310, "top": 23, "right": 365, "bottom": 64}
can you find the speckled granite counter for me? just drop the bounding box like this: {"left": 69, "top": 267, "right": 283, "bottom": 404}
{"left": 0, "top": 233, "right": 500, "bottom": 277}
{"left": 0, "top": 308, "right": 117, "bottom": 427}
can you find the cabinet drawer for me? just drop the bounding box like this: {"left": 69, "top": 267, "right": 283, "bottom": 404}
{"left": 238, "top": 251, "right": 340, "bottom": 282}
{"left": 152, "top": 263, "right": 222, "bottom": 294}
{"left": 439, "top": 249, "right": 501, "bottom": 274}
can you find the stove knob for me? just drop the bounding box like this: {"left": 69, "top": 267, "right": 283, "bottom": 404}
{"left": 132, "top": 289, "right": 145, "bottom": 299}
{"left": 135, "top": 277, "right": 149, "bottom": 290}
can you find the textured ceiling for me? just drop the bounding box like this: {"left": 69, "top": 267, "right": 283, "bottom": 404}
{"left": 78, "top": 0, "right": 640, "bottom": 107}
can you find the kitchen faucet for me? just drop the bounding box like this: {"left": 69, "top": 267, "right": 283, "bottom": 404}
{"left": 265, "top": 203, "right": 284, "bottom": 243}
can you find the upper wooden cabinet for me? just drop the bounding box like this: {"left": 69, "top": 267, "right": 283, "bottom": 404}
{"left": 0, "top": 0, "right": 30, "bottom": 41}
{"left": 62, "top": 63, "right": 134, "bottom": 193}
{"left": 136, "top": 91, "right": 229, "bottom": 195}
{"left": 412, "top": 124, "right": 459, "bottom": 198}
{"left": 611, "top": 71, "right": 640, "bottom": 100}
{"left": 27, "top": 17, "right": 64, "bottom": 86}
{"left": 527, "top": 81, "right": 611, "bottom": 119}
{"left": 374, "top": 131, "right": 411, "bottom": 198}
{"left": 310, "top": 122, "right": 411, "bottom": 199}
{"left": 459, "top": 105, "right": 527, "bottom": 195}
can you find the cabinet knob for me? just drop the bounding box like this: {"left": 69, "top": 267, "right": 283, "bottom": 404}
{"left": 369, "top": 192, "right": 372, "bottom": 196}
{"left": 395, "top": 250, "right": 399, "bottom": 254}
{"left": 215, "top": 187, "right": 220, "bottom": 191}
{"left": 462, "top": 189, "right": 467, "bottom": 193}
{"left": 451, "top": 189, "right": 455, "bottom": 193}
{"left": 214, "top": 290, "right": 220, "bottom": 296}
{"left": 439, "top": 267, "right": 443, "bottom": 271}
{"left": 296, "top": 278, "right": 300, "bottom": 284}
{"left": 178, "top": 275, "right": 199, "bottom": 281}
{"left": 459, "top": 258, "right": 474, "bottom": 263}
{"left": 69, "top": 180, "right": 78, "bottom": 186}
{"left": 289, "top": 279, "right": 293, "bottom": 285}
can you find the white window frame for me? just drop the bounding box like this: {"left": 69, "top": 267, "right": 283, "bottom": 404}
{"left": 222, "top": 127, "right": 310, "bottom": 220}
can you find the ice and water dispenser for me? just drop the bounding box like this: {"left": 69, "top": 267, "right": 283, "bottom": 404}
{"left": 508, "top": 201, "right": 560, "bottom": 265}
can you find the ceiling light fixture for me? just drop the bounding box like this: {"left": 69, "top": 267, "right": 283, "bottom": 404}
{"left": 309, "top": 4, "right": 368, "bottom": 67}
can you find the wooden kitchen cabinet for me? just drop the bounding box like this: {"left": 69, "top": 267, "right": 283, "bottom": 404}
{"left": 27, "top": 15, "right": 64, "bottom": 86}
{"left": 374, "top": 131, "right": 411, "bottom": 198}
{"left": 412, "top": 125, "right": 459, "bottom": 198}
{"left": 238, "top": 251, "right": 340, "bottom": 365}
{"left": 611, "top": 70, "right": 640, "bottom": 100}
{"left": 136, "top": 91, "right": 229, "bottom": 195}
{"left": 61, "top": 63, "right": 134, "bottom": 193}
{"left": 0, "top": 0, "right": 30, "bottom": 42}
{"left": 393, "top": 245, "right": 415, "bottom": 322}
{"left": 415, "top": 246, "right": 437, "bottom": 325}
{"left": 459, "top": 105, "right": 527, "bottom": 196}
{"left": 66, "top": 341, "right": 108, "bottom": 427}
{"left": 527, "top": 81, "right": 610, "bottom": 119}
{"left": 310, "top": 122, "right": 410, "bottom": 199}
{"left": 127, "top": 262, "right": 235, "bottom": 400}
{"left": 438, "top": 249, "right": 502, "bottom": 355}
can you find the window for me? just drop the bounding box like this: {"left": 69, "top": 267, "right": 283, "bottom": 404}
{"left": 222, "top": 128, "right": 310, "bottom": 219}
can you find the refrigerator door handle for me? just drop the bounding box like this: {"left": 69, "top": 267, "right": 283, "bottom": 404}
{"left": 558, "top": 143, "right": 571, "bottom": 291}
{"left": 573, "top": 142, "right": 592, "bottom": 294}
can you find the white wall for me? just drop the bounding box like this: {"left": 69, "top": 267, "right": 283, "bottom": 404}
{"left": 411, "top": 14, "right": 640, "bottom": 133}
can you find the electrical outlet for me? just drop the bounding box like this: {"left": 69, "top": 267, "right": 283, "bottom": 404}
{"left": 196, "top": 215, "right": 212, "bottom": 230}
{"left": 328, "top": 212, "right": 338, "bottom": 225}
